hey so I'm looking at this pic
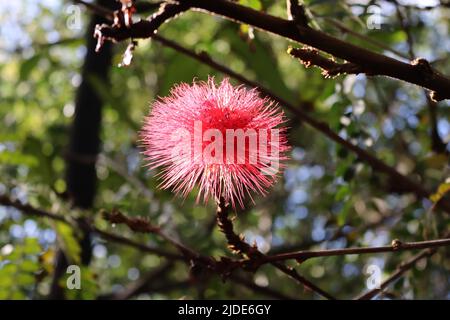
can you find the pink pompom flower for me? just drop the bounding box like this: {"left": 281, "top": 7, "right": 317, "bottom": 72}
{"left": 141, "top": 78, "right": 290, "bottom": 208}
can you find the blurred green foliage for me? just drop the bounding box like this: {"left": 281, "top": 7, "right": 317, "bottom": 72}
{"left": 0, "top": 0, "right": 449, "bottom": 300}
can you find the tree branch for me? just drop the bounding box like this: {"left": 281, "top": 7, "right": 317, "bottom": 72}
{"left": 269, "top": 210, "right": 401, "bottom": 254}
{"left": 215, "top": 199, "right": 336, "bottom": 300}
{"left": 95, "top": 0, "right": 450, "bottom": 100}
{"left": 262, "top": 238, "right": 450, "bottom": 264}
{"left": 0, "top": 192, "right": 297, "bottom": 299}
{"left": 356, "top": 249, "right": 434, "bottom": 300}
{"left": 178, "top": 0, "right": 450, "bottom": 101}
{"left": 4, "top": 192, "right": 448, "bottom": 300}
{"left": 287, "top": 46, "right": 363, "bottom": 78}
{"left": 215, "top": 197, "right": 450, "bottom": 299}
{"left": 393, "top": 2, "right": 448, "bottom": 154}
{"left": 319, "top": 17, "right": 409, "bottom": 60}
{"left": 103, "top": 209, "right": 207, "bottom": 261}
{"left": 91, "top": 226, "right": 183, "bottom": 260}
{"left": 94, "top": 1, "right": 188, "bottom": 50}
{"left": 0, "top": 195, "right": 69, "bottom": 224}
{"left": 356, "top": 230, "right": 450, "bottom": 300}
{"left": 216, "top": 197, "right": 259, "bottom": 259}
{"left": 101, "top": 207, "right": 323, "bottom": 299}
{"left": 0, "top": 194, "right": 183, "bottom": 261}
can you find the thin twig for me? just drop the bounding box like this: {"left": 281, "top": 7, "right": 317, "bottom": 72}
{"left": 262, "top": 238, "right": 450, "bottom": 264}
{"left": 99, "top": 154, "right": 154, "bottom": 200}
{"left": 73, "top": 0, "right": 114, "bottom": 20}
{"left": 109, "top": 261, "right": 175, "bottom": 300}
{"left": 394, "top": 1, "right": 448, "bottom": 154}
{"left": 269, "top": 211, "right": 400, "bottom": 254}
{"left": 0, "top": 194, "right": 183, "bottom": 261}
{"left": 92, "top": 226, "right": 183, "bottom": 260}
{"left": 0, "top": 195, "right": 70, "bottom": 224}
{"left": 103, "top": 209, "right": 204, "bottom": 261}
{"left": 215, "top": 198, "right": 337, "bottom": 300}
{"left": 356, "top": 249, "right": 434, "bottom": 300}
{"left": 356, "top": 230, "right": 450, "bottom": 300}
{"left": 321, "top": 17, "right": 409, "bottom": 60}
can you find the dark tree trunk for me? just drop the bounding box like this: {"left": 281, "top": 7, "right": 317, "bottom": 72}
{"left": 49, "top": 0, "right": 117, "bottom": 299}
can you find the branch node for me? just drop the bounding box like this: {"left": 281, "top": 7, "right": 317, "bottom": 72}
{"left": 103, "top": 209, "right": 160, "bottom": 233}
{"left": 429, "top": 90, "right": 444, "bottom": 102}
{"left": 411, "top": 57, "right": 433, "bottom": 72}
{"left": 391, "top": 239, "right": 403, "bottom": 250}
{"left": 93, "top": 1, "right": 189, "bottom": 51}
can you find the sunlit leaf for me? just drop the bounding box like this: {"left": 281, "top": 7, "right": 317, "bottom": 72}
{"left": 19, "top": 54, "right": 42, "bottom": 81}
{"left": 430, "top": 181, "right": 450, "bottom": 203}
{"left": 55, "top": 223, "right": 81, "bottom": 265}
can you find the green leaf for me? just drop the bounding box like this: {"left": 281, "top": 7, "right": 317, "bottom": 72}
{"left": 20, "top": 260, "right": 40, "bottom": 273}
{"left": 10, "top": 291, "right": 26, "bottom": 300}
{"left": 0, "top": 150, "right": 39, "bottom": 167}
{"left": 337, "top": 200, "right": 353, "bottom": 226}
{"left": 335, "top": 184, "right": 350, "bottom": 201}
{"left": 23, "top": 238, "right": 41, "bottom": 255}
{"left": 16, "top": 273, "right": 36, "bottom": 286}
{"left": 0, "top": 272, "right": 14, "bottom": 287}
{"left": 19, "top": 54, "right": 42, "bottom": 81}
{"left": 88, "top": 74, "right": 139, "bottom": 131}
{"left": 239, "top": 0, "right": 262, "bottom": 10}
{"left": 0, "top": 289, "right": 9, "bottom": 299}
{"left": 0, "top": 263, "right": 18, "bottom": 276}
{"left": 430, "top": 181, "right": 450, "bottom": 203}
{"left": 157, "top": 52, "right": 206, "bottom": 96}
{"left": 56, "top": 223, "right": 81, "bottom": 265}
